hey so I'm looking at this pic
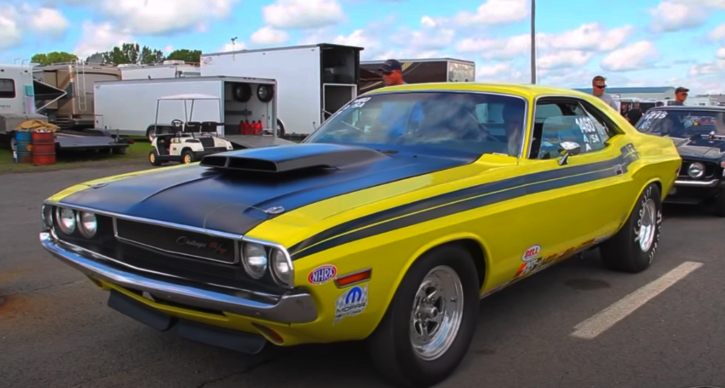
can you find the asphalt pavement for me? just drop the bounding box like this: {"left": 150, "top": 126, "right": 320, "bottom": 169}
{"left": 1, "top": 165, "right": 724, "bottom": 388}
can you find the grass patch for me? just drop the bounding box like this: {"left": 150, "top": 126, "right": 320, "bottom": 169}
{"left": 0, "top": 141, "right": 152, "bottom": 174}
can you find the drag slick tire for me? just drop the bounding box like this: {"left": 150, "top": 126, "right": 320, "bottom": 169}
{"left": 600, "top": 183, "right": 662, "bottom": 273}
{"left": 367, "top": 244, "right": 479, "bottom": 388}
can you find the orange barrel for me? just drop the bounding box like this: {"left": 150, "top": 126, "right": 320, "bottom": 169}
{"left": 14, "top": 131, "right": 32, "bottom": 163}
{"left": 31, "top": 131, "right": 56, "bottom": 165}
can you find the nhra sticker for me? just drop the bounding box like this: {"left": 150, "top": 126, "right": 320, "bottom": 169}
{"left": 308, "top": 265, "right": 338, "bottom": 285}
{"left": 333, "top": 285, "right": 368, "bottom": 324}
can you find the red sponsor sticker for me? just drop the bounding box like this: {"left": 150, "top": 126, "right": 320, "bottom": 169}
{"left": 522, "top": 245, "right": 541, "bottom": 261}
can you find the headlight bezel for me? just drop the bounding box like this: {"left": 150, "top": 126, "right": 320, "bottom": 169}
{"left": 76, "top": 211, "right": 98, "bottom": 238}
{"left": 241, "top": 238, "right": 295, "bottom": 289}
{"left": 242, "top": 242, "right": 269, "bottom": 280}
{"left": 55, "top": 207, "right": 76, "bottom": 235}
{"left": 688, "top": 161, "right": 705, "bottom": 178}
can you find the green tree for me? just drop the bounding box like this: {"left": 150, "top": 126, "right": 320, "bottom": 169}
{"left": 31, "top": 51, "right": 79, "bottom": 66}
{"left": 166, "top": 49, "right": 202, "bottom": 63}
{"left": 95, "top": 43, "right": 165, "bottom": 65}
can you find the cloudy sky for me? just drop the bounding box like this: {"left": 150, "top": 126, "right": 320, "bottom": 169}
{"left": 2, "top": 0, "right": 725, "bottom": 94}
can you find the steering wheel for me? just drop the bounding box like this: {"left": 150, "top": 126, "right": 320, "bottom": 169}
{"left": 171, "top": 119, "right": 183, "bottom": 128}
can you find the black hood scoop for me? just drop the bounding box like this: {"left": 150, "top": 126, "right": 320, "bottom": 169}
{"left": 200, "top": 143, "right": 389, "bottom": 173}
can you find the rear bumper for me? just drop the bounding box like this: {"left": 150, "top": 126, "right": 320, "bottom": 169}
{"left": 39, "top": 231, "right": 318, "bottom": 324}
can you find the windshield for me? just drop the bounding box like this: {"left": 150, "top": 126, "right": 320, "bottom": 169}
{"left": 304, "top": 91, "right": 528, "bottom": 157}
{"left": 635, "top": 109, "right": 725, "bottom": 137}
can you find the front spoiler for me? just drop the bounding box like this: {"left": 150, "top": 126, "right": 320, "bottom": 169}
{"left": 39, "top": 231, "right": 318, "bottom": 324}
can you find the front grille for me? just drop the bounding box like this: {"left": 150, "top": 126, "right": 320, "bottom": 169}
{"left": 114, "top": 218, "right": 239, "bottom": 264}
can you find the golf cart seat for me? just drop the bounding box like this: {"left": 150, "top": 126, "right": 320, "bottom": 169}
{"left": 201, "top": 121, "right": 222, "bottom": 133}
{"left": 185, "top": 121, "right": 202, "bottom": 132}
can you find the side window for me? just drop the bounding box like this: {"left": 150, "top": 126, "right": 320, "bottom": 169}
{"left": 529, "top": 100, "right": 606, "bottom": 159}
{"left": 0, "top": 79, "right": 15, "bottom": 99}
{"left": 578, "top": 100, "right": 618, "bottom": 140}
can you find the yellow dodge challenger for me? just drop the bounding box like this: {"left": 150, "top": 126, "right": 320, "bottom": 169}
{"left": 39, "top": 83, "right": 682, "bottom": 388}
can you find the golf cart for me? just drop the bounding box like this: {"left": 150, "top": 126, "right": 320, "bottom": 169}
{"left": 149, "top": 94, "right": 234, "bottom": 166}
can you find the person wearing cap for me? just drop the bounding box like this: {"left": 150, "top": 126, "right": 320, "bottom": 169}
{"left": 591, "top": 75, "right": 618, "bottom": 111}
{"left": 378, "top": 59, "right": 406, "bottom": 86}
{"left": 672, "top": 87, "right": 689, "bottom": 105}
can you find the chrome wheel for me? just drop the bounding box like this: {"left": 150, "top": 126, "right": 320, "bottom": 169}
{"left": 637, "top": 198, "right": 657, "bottom": 252}
{"left": 409, "top": 265, "right": 464, "bottom": 361}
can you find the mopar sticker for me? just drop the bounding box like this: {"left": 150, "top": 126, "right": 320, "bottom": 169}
{"left": 333, "top": 285, "right": 368, "bottom": 324}
{"left": 308, "top": 265, "right": 338, "bottom": 285}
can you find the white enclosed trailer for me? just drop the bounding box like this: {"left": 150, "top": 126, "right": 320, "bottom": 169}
{"left": 119, "top": 61, "right": 201, "bottom": 80}
{"left": 94, "top": 76, "right": 280, "bottom": 144}
{"left": 200, "top": 43, "right": 364, "bottom": 138}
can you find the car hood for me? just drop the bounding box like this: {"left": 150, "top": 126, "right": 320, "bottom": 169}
{"left": 53, "top": 143, "right": 476, "bottom": 235}
{"left": 671, "top": 135, "right": 725, "bottom": 159}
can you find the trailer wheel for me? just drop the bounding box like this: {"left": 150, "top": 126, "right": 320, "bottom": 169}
{"left": 232, "top": 84, "right": 252, "bottom": 103}
{"left": 257, "top": 84, "right": 274, "bottom": 103}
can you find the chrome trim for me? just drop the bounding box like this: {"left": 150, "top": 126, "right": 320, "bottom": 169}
{"left": 243, "top": 236, "right": 295, "bottom": 289}
{"left": 39, "top": 231, "right": 317, "bottom": 323}
{"left": 674, "top": 179, "right": 720, "bottom": 187}
{"left": 112, "top": 218, "right": 241, "bottom": 265}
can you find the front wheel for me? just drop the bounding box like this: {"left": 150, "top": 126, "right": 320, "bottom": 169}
{"left": 600, "top": 183, "right": 663, "bottom": 273}
{"left": 712, "top": 189, "right": 725, "bottom": 217}
{"left": 367, "top": 245, "right": 479, "bottom": 388}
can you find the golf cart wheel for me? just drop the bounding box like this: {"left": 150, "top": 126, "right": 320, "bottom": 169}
{"left": 181, "top": 149, "right": 194, "bottom": 164}
{"left": 149, "top": 150, "right": 161, "bottom": 166}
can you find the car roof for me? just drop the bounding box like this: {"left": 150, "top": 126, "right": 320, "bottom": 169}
{"left": 364, "top": 82, "right": 597, "bottom": 101}
{"left": 649, "top": 105, "right": 725, "bottom": 112}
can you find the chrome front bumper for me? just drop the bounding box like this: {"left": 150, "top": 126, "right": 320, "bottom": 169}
{"left": 674, "top": 179, "right": 721, "bottom": 187}
{"left": 39, "top": 231, "right": 318, "bottom": 324}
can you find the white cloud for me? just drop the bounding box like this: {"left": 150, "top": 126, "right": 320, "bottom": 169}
{"left": 453, "top": 0, "right": 528, "bottom": 27}
{"left": 710, "top": 24, "right": 725, "bottom": 41}
{"left": 0, "top": 9, "right": 22, "bottom": 49}
{"left": 97, "top": 0, "right": 238, "bottom": 35}
{"left": 456, "top": 34, "right": 530, "bottom": 60}
{"left": 537, "top": 23, "right": 634, "bottom": 52}
{"left": 601, "top": 40, "right": 659, "bottom": 71}
{"left": 29, "top": 7, "right": 69, "bottom": 37}
{"left": 164, "top": 45, "right": 174, "bottom": 53}
{"left": 648, "top": 0, "right": 709, "bottom": 32}
{"left": 73, "top": 21, "right": 133, "bottom": 58}
{"left": 538, "top": 51, "right": 594, "bottom": 70}
{"left": 263, "top": 0, "right": 345, "bottom": 29}
{"left": 718, "top": 47, "right": 725, "bottom": 59}
{"left": 219, "top": 41, "right": 246, "bottom": 53}
{"left": 250, "top": 26, "right": 289, "bottom": 45}
{"left": 475, "top": 62, "right": 526, "bottom": 83}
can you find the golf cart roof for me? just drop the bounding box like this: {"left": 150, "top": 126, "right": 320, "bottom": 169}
{"left": 157, "top": 93, "right": 220, "bottom": 101}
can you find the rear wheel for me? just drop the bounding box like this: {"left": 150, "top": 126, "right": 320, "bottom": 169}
{"left": 367, "top": 245, "right": 479, "bottom": 388}
{"left": 181, "top": 149, "right": 194, "bottom": 164}
{"left": 600, "top": 183, "right": 662, "bottom": 273}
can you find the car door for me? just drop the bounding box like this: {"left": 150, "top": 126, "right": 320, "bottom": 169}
{"left": 505, "top": 96, "right": 637, "bottom": 279}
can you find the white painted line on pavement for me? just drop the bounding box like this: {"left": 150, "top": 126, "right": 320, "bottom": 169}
{"left": 570, "top": 261, "right": 704, "bottom": 340}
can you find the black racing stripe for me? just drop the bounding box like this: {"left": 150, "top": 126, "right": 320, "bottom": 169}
{"left": 288, "top": 146, "right": 632, "bottom": 256}
{"left": 289, "top": 144, "right": 636, "bottom": 260}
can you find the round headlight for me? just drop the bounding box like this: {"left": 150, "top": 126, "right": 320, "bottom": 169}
{"left": 688, "top": 162, "right": 705, "bottom": 178}
{"left": 41, "top": 205, "right": 53, "bottom": 229}
{"left": 77, "top": 211, "right": 97, "bottom": 238}
{"left": 270, "top": 249, "right": 293, "bottom": 287}
{"left": 243, "top": 243, "right": 268, "bottom": 279}
{"left": 55, "top": 207, "right": 76, "bottom": 234}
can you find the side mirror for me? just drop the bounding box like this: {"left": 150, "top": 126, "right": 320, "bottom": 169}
{"left": 557, "top": 141, "right": 581, "bottom": 166}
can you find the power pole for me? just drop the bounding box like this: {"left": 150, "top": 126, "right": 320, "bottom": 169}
{"left": 530, "top": 0, "right": 536, "bottom": 84}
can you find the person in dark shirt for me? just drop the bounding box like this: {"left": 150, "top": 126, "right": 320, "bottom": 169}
{"left": 672, "top": 87, "right": 688, "bottom": 105}
{"left": 626, "top": 103, "right": 643, "bottom": 125}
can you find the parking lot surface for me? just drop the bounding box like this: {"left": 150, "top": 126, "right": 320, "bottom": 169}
{"left": 1, "top": 165, "right": 724, "bottom": 388}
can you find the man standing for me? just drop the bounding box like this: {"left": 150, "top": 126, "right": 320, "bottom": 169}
{"left": 672, "top": 87, "right": 688, "bottom": 105}
{"left": 626, "top": 102, "right": 643, "bottom": 125}
{"left": 591, "top": 75, "right": 618, "bottom": 111}
{"left": 378, "top": 59, "right": 406, "bottom": 86}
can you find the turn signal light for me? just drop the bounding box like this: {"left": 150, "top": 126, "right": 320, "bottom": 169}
{"left": 334, "top": 268, "right": 372, "bottom": 288}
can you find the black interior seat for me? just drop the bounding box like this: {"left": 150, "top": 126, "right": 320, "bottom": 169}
{"left": 185, "top": 121, "right": 201, "bottom": 132}
{"left": 201, "top": 121, "right": 222, "bottom": 132}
